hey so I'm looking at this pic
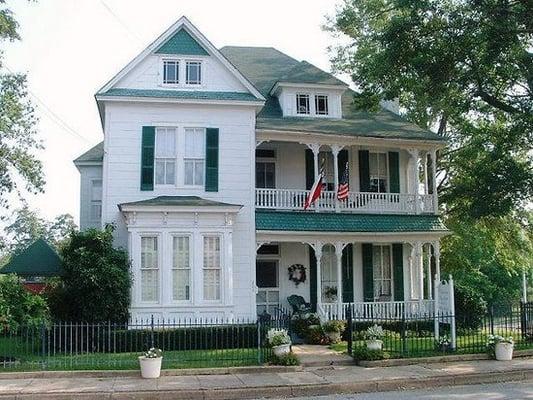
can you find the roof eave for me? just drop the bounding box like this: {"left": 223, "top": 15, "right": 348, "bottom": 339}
{"left": 118, "top": 204, "right": 243, "bottom": 213}
{"left": 95, "top": 95, "right": 265, "bottom": 108}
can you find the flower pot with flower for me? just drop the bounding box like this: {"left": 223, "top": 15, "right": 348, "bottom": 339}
{"left": 322, "top": 320, "right": 346, "bottom": 344}
{"left": 267, "top": 328, "right": 292, "bottom": 357}
{"left": 487, "top": 335, "right": 514, "bottom": 361}
{"left": 138, "top": 348, "right": 163, "bottom": 378}
{"left": 365, "top": 324, "right": 384, "bottom": 350}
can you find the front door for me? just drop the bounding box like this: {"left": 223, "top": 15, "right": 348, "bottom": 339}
{"left": 256, "top": 259, "right": 279, "bottom": 315}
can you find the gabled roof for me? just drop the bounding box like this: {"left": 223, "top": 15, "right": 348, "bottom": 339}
{"left": 1, "top": 239, "right": 62, "bottom": 277}
{"left": 273, "top": 61, "right": 348, "bottom": 91}
{"left": 97, "top": 17, "right": 264, "bottom": 102}
{"left": 74, "top": 142, "right": 104, "bottom": 165}
{"left": 256, "top": 211, "right": 447, "bottom": 233}
{"left": 155, "top": 28, "right": 209, "bottom": 56}
{"left": 220, "top": 46, "right": 445, "bottom": 142}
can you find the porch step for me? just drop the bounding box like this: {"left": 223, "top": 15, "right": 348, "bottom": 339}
{"left": 292, "top": 344, "right": 354, "bottom": 367}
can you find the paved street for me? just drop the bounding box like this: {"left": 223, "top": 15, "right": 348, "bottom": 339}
{"left": 278, "top": 380, "right": 533, "bottom": 400}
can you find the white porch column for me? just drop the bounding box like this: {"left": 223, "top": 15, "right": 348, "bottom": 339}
{"left": 306, "top": 143, "right": 321, "bottom": 212}
{"left": 430, "top": 149, "right": 439, "bottom": 213}
{"left": 408, "top": 148, "right": 420, "bottom": 214}
{"left": 415, "top": 242, "right": 424, "bottom": 300}
{"left": 422, "top": 151, "right": 429, "bottom": 195}
{"left": 334, "top": 242, "right": 348, "bottom": 319}
{"left": 330, "top": 145, "right": 343, "bottom": 213}
{"left": 426, "top": 243, "right": 433, "bottom": 300}
{"left": 309, "top": 241, "right": 324, "bottom": 309}
{"left": 433, "top": 241, "right": 441, "bottom": 282}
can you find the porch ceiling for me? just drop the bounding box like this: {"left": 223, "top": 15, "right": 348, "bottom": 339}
{"left": 255, "top": 211, "right": 447, "bottom": 233}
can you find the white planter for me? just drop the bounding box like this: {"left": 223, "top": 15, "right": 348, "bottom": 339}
{"left": 272, "top": 344, "right": 291, "bottom": 357}
{"left": 366, "top": 339, "right": 383, "bottom": 351}
{"left": 495, "top": 342, "right": 513, "bottom": 361}
{"left": 139, "top": 356, "right": 163, "bottom": 378}
{"left": 325, "top": 331, "right": 341, "bottom": 344}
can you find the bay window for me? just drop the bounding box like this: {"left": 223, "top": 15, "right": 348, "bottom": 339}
{"left": 172, "top": 236, "right": 190, "bottom": 301}
{"left": 203, "top": 236, "right": 221, "bottom": 301}
{"left": 140, "top": 237, "right": 159, "bottom": 302}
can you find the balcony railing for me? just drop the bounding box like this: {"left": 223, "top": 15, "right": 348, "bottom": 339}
{"left": 255, "top": 188, "right": 435, "bottom": 214}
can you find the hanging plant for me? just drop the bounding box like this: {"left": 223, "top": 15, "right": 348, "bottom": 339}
{"left": 288, "top": 264, "right": 306, "bottom": 286}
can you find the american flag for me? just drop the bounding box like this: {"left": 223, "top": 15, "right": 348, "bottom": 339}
{"left": 337, "top": 162, "right": 349, "bottom": 201}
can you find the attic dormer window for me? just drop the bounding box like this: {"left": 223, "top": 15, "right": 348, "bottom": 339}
{"left": 296, "top": 94, "right": 310, "bottom": 114}
{"left": 163, "top": 60, "right": 179, "bottom": 84}
{"left": 186, "top": 61, "right": 202, "bottom": 85}
{"left": 315, "top": 95, "right": 329, "bottom": 115}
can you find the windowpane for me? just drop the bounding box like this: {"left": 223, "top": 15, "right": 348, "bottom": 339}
{"left": 256, "top": 261, "right": 278, "bottom": 288}
{"left": 373, "top": 245, "right": 392, "bottom": 300}
{"left": 156, "top": 128, "right": 176, "bottom": 157}
{"left": 141, "top": 237, "right": 158, "bottom": 302}
{"left": 296, "top": 94, "right": 310, "bottom": 114}
{"left": 315, "top": 95, "right": 329, "bottom": 115}
{"left": 163, "top": 60, "right": 179, "bottom": 84}
{"left": 172, "top": 236, "right": 190, "bottom": 301}
{"left": 256, "top": 162, "right": 275, "bottom": 189}
{"left": 186, "top": 61, "right": 202, "bottom": 85}
{"left": 185, "top": 128, "right": 205, "bottom": 157}
{"left": 203, "top": 236, "right": 221, "bottom": 301}
{"left": 91, "top": 180, "right": 102, "bottom": 201}
{"left": 194, "top": 160, "right": 204, "bottom": 184}
{"left": 369, "top": 152, "right": 388, "bottom": 193}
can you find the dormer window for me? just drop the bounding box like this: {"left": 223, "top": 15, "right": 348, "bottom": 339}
{"left": 296, "top": 94, "right": 310, "bottom": 114}
{"left": 315, "top": 95, "right": 329, "bottom": 115}
{"left": 163, "top": 60, "right": 179, "bottom": 84}
{"left": 186, "top": 61, "right": 202, "bottom": 85}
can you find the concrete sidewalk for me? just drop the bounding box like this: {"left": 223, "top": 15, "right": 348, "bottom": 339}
{"left": 0, "top": 358, "right": 531, "bottom": 400}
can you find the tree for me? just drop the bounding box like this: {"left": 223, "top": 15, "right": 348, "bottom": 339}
{"left": 327, "top": 0, "right": 533, "bottom": 303}
{"left": 1, "top": 205, "right": 76, "bottom": 254}
{"left": 327, "top": 0, "right": 532, "bottom": 218}
{"left": 0, "top": 2, "right": 44, "bottom": 212}
{"left": 48, "top": 226, "right": 132, "bottom": 322}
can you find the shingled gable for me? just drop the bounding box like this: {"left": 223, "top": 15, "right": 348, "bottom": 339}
{"left": 1, "top": 239, "right": 62, "bottom": 277}
{"left": 96, "top": 16, "right": 264, "bottom": 101}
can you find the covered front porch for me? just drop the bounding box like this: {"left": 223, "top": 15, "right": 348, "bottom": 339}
{"left": 255, "top": 211, "right": 448, "bottom": 321}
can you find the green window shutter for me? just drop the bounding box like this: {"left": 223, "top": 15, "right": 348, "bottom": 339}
{"left": 388, "top": 152, "right": 400, "bottom": 193}
{"left": 309, "top": 248, "right": 317, "bottom": 311}
{"left": 358, "top": 150, "right": 370, "bottom": 192}
{"left": 392, "top": 243, "right": 404, "bottom": 301}
{"left": 338, "top": 149, "right": 349, "bottom": 184}
{"left": 362, "top": 243, "right": 374, "bottom": 302}
{"left": 140, "top": 126, "right": 155, "bottom": 191}
{"left": 341, "top": 244, "right": 354, "bottom": 303}
{"left": 205, "top": 128, "right": 219, "bottom": 192}
{"left": 305, "top": 149, "right": 314, "bottom": 190}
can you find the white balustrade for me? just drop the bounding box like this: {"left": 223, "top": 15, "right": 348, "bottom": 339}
{"left": 255, "top": 189, "right": 435, "bottom": 214}
{"left": 319, "top": 300, "right": 436, "bottom": 321}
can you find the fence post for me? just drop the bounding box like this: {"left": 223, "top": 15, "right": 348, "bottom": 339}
{"left": 346, "top": 304, "right": 352, "bottom": 356}
{"left": 257, "top": 318, "right": 262, "bottom": 364}
{"left": 489, "top": 304, "right": 494, "bottom": 335}
{"left": 150, "top": 315, "right": 155, "bottom": 349}
{"left": 40, "top": 320, "right": 46, "bottom": 370}
{"left": 433, "top": 278, "right": 440, "bottom": 341}
{"left": 401, "top": 311, "right": 407, "bottom": 357}
{"left": 449, "top": 276, "right": 457, "bottom": 350}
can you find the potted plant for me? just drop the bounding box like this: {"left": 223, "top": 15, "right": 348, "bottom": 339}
{"left": 267, "top": 328, "right": 291, "bottom": 357}
{"left": 487, "top": 335, "right": 514, "bottom": 361}
{"left": 322, "top": 320, "right": 346, "bottom": 343}
{"left": 139, "top": 347, "right": 163, "bottom": 378}
{"left": 324, "top": 286, "right": 338, "bottom": 302}
{"left": 435, "top": 335, "right": 452, "bottom": 352}
{"left": 365, "top": 324, "right": 384, "bottom": 350}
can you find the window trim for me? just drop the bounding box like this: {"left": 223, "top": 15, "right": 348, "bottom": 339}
{"left": 296, "top": 93, "right": 311, "bottom": 115}
{"left": 201, "top": 234, "right": 223, "bottom": 303}
{"left": 183, "top": 127, "right": 206, "bottom": 188}
{"left": 185, "top": 60, "right": 203, "bottom": 85}
{"left": 171, "top": 234, "right": 193, "bottom": 304}
{"left": 139, "top": 234, "right": 161, "bottom": 304}
{"left": 372, "top": 244, "right": 394, "bottom": 301}
{"left": 154, "top": 127, "right": 178, "bottom": 187}
{"left": 314, "top": 94, "right": 329, "bottom": 115}
{"left": 162, "top": 59, "right": 180, "bottom": 85}
{"left": 369, "top": 151, "right": 390, "bottom": 193}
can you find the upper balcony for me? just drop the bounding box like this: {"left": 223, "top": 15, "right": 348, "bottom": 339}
{"left": 254, "top": 141, "right": 439, "bottom": 215}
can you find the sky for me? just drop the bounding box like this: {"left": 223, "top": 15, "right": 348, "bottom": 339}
{"left": 3, "top": 0, "right": 345, "bottom": 225}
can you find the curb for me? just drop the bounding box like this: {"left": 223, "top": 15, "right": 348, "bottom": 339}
{"left": 0, "top": 365, "right": 302, "bottom": 380}
{"left": 358, "top": 349, "right": 533, "bottom": 367}
{"left": 0, "top": 367, "right": 531, "bottom": 399}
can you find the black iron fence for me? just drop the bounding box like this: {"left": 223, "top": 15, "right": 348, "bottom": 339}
{"left": 346, "top": 302, "right": 533, "bottom": 359}
{"left": 0, "top": 313, "right": 291, "bottom": 371}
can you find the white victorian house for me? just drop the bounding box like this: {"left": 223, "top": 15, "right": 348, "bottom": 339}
{"left": 74, "top": 17, "right": 449, "bottom": 322}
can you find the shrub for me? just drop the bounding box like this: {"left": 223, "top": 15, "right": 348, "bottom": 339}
{"left": 322, "top": 320, "right": 345, "bottom": 334}
{"left": 267, "top": 328, "right": 291, "bottom": 347}
{"left": 0, "top": 274, "right": 49, "bottom": 330}
{"left": 290, "top": 312, "right": 320, "bottom": 338}
{"left": 47, "top": 226, "right": 132, "bottom": 322}
{"left": 271, "top": 352, "right": 299, "bottom": 366}
{"left": 352, "top": 347, "right": 390, "bottom": 361}
{"left": 306, "top": 324, "right": 328, "bottom": 345}
{"left": 454, "top": 284, "right": 487, "bottom": 330}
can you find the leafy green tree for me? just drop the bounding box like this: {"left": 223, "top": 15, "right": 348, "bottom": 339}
{"left": 0, "top": 1, "right": 44, "bottom": 212}
{"left": 48, "top": 226, "right": 132, "bottom": 322}
{"left": 2, "top": 205, "right": 76, "bottom": 254}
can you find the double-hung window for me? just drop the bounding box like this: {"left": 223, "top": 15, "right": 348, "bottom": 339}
{"left": 203, "top": 236, "right": 221, "bottom": 301}
{"left": 373, "top": 245, "right": 392, "bottom": 301}
{"left": 184, "top": 128, "right": 205, "bottom": 186}
{"left": 155, "top": 128, "right": 176, "bottom": 185}
{"left": 90, "top": 180, "right": 102, "bottom": 221}
{"left": 186, "top": 61, "right": 202, "bottom": 85}
{"left": 315, "top": 95, "right": 329, "bottom": 115}
{"left": 255, "top": 149, "right": 276, "bottom": 189}
{"left": 296, "top": 94, "right": 310, "bottom": 114}
{"left": 140, "top": 237, "right": 159, "bottom": 302}
{"left": 172, "top": 236, "right": 191, "bottom": 301}
{"left": 369, "top": 152, "right": 388, "bottom": 193}
{"left": 163, "top": 60, "right": 179, "bottom": 84}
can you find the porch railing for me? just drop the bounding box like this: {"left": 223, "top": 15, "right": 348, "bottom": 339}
{"left": 255, "top": 188, "right": 435, "bottom": 214}
{"left": 320, "top": 300, "right": 436, "bottom": 321}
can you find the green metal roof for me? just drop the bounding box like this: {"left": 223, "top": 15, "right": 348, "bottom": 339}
{"left": 118, "top": 196, "right": 241, "bottom": 210}
{"left": 99, "top": 88, "right": 260, "bottom": 102}
{"left": 74, "top": 142, "right": 103, "bottom": 164}
{"left": 220, "top": 46, "right": 444, "bottom": 142}
{"left": 256, "top": 211, "right": 447, "bottom": 233}
{"left": 1, "top": 239, "right": 62, "bottom": 277}
{"left": 155, "top": 28, "right": 209, "bottom": 56}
